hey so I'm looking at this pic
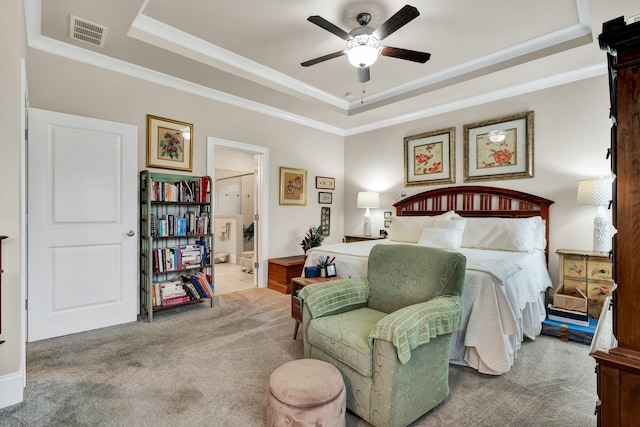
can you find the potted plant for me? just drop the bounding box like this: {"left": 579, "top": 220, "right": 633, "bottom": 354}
{"left": 301, "top": 226, "right": 324, "bottom": 254}
{"left": 243, "top": 223, "right": 254, "bottom": 242}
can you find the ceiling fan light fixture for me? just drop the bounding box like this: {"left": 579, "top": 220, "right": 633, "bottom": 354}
{"left": 347, "top": 35, "right": 380, "bottom": 68}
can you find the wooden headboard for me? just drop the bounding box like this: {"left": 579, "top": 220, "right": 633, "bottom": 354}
{"left": 394, "top": 186, "right": 555, "bottom": 259}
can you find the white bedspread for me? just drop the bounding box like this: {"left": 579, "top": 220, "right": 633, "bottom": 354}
{"left": 305, "top": 241, "right": 552, "bottom": 375}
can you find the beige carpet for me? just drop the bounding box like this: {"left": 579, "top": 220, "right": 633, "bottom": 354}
{"left": 0, "top": 288, "right": 597, "bottom": 427}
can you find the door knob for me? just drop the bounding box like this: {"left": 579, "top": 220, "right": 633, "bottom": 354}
{"left": 127, "top": 230, "right": 135, "bottom": 237}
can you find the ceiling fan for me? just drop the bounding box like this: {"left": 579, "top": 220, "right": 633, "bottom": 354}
{"left": 301, "top": 5, "right": 431, "bottom": 83}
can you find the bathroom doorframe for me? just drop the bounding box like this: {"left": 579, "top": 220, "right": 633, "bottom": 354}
{"left": 207, "top": 137, "right": 269, "bottom": 289}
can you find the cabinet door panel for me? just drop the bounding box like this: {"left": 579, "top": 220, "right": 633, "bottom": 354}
{"left": 562, "top": 256, "right": 587, "bottom": 279}
{"left": 588, "top": 259, "right": 614, "bottom": 282}
{"left": 587, "top": 281, "right": 613, "bottom": 301}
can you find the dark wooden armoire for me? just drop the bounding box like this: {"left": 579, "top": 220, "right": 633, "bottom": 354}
{"left": 590, "top": 16, "right": 640, "bottom": 426}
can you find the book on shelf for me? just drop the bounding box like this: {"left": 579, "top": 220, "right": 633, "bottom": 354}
{"left": 149, "top": 176, "right": 210, "bottom": 203}
{"left": 547, "top": 304, "right": 591, "bottom": 327}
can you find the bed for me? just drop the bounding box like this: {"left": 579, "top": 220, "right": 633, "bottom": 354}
{"left": 304, "top": 186, "right": 554, "bottom": 375}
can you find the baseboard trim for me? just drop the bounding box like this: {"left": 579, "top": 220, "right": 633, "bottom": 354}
{"left": 0, "top": 371, "right": 24, "bottom": 409}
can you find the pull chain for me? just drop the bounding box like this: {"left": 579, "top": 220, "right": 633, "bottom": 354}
{"left": 361, "top": 82, "right": 366, "bottom": 104}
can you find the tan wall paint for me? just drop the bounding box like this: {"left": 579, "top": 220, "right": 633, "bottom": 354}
{"left": 25, "top": 49, "right": 346, "bottom": 258}
{"left": 0, "top": 0, "right": 26, "bottom": 384}
{"left": 344, "top": 75, "right": 612, "bottom": 288}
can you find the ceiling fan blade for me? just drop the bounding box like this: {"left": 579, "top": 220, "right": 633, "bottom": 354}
{"left": 372, "top": 5, "right": 420, "bottom": 40}
{"left": 301, "top": 51, "right": 346, "bottom": 67}
{"left": 357, "top": 67, "right": 370, "bottom": 83}
{"left": 381, "top": 46, "right": 431, "bottom": 63}
{"left": 307, "top": 16, "right": 352, "bottom": 41}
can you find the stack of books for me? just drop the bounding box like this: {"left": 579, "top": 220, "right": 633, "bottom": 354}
{"left": 542, "top": 304, "right": 597, "bottom": 344}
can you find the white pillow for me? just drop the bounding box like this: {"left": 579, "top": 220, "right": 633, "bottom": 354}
{"left": 388, "top": 211, "right": 456, "bottom": 243}
{"left": 418, "top": 228, "right": 460, "bottom": 249}
{"left": 461, "top": 217, "right": 539, "bottom": 252}
{"left": 531, "top": 217, "right": 547, "bottom": 251}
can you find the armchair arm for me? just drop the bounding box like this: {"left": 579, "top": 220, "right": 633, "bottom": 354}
{"left": 368, "top": 295, "right": 462, "bottom": 364}
{"left": 298, "top": 277, "right": 369, "bottom": 319}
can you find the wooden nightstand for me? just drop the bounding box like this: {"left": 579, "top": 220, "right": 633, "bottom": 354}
{"left": 291, "top": 276, "right": 341, "bottom": 339}
{"left": 344, "top": 235, "right": 387, "bottom": 243}
{"left": 556, "top": 249, "right": 613, "bottom": 319}
{"left": 267, "top": 255, "right": 306, "bottom": 294}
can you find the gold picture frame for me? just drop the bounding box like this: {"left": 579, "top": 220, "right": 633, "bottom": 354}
{"left": 404, "top": 127, "right": 455, "bottom": 186}
{"left": 279, "top": 167, "right": 307, "bottom": 205}
{"left": 463, "top": 111, "right": 534, "bottom": 182}
{"left": 146, "top": 115, "right": 193, "bottom": 171}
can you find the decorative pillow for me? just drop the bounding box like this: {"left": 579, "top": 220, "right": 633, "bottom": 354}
{"left": 531, "top": 217, "right": 547, "bottom": 251}
{"left": 461, "top": 217, "right": 539, "bottom": 252}
{"left": 388, "top": 211, "right": 456, "bottom": 243}
{"left": 418, "top": 229, "right": 460, "bottom": 249}
{"left": 417, "top": 219, "right": 467, "bottom": 249}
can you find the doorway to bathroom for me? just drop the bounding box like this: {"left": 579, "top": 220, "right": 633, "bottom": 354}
{"left": 207, "top": 137, "right": 269, "bottom": 294}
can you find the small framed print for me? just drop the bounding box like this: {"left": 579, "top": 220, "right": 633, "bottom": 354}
{"left": 320, "top": 206, "right": 331, "bottom": 236}
{"left": 384, "top": 211, "right": 392, "bottom": 219}
{"left": 318, "top": 192, "right": 332, "bottom": 204}
{"left": 147, "top": 115, "right": 193, "bottom": 171}
{"left": 316, "top": 176, "right": 335, "bottom": 190}
{"left": 326, "top": 263, "right": 337, "bottom": 277}
{"left": 279, "top": 167, "right": 307, "bottom": 205}
{"left": 384, "top": 220, "right": 391, "bottom": 228}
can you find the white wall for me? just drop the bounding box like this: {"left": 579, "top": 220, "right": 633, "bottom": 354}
{"left": 344, "top": 75, "right": 612, "bottom": 288}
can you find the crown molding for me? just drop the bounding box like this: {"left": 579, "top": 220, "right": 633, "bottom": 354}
{"left": 23, "top": 0, "right": 604, "bottom": 137}
{"left": 345, "top": 62, "right": 607, "bottom": 136}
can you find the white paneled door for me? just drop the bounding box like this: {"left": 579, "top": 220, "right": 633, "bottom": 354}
{"left": 27, "top": 108, "right": 138, "bottom": 341}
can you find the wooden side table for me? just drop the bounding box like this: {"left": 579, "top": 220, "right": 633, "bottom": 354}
{"left": 267, "top": 255, "right": 306, "bottom": 294}
{"left": 343, "top": 235, "right": 387, "bottom": 243}
{"left": 291, "top": 276, "right": 342, "bottom": 339}
{"left": 556, "top": 249, "right": 613, "bottom": 318}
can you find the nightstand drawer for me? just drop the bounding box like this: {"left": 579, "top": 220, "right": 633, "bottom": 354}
{"left": 587, "top": 282, "right": 613, "bottom": 301}
{"left": 587, "top": 260, "right": 613, "bottom": 282}
{"left": 562, "top": 255, "right": 586, "bottom": 279}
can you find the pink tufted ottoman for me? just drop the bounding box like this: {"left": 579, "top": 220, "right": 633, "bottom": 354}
{"left": 267, "top": 359, "right": 346, "bottom": 427}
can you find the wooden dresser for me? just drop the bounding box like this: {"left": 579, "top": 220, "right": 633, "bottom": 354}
{"left": 590, "top": 17, "right": 640, "bottom": 425}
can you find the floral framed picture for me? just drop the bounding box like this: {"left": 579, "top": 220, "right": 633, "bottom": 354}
{"left": 463, "top": 111, "right": 534, "bottom": 182}
{"left": 404, "top": 127, "right": 455, "bottom": 186}
{"left": 279, "top": 167, "right": 307, "bottom": 205}
{"left": 146, "top": 115, "right": 193, "bottom": 171}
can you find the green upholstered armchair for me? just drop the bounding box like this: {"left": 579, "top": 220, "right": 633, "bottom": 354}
{"left": 299, "top": 244, "right": 466, "bottom": 427}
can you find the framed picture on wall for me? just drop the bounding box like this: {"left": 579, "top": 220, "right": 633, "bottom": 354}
{"left": 404, "top": 127, "right": 455, "bottom": 186}
{"left": 320, "top": 206, "right": 331, "bottom": 236}
{"left": 463, "top": 111, "right": 534, "bottom": 182}
{"left": 318, "top": 192, "right": 332, "bottom": 204}
{"left": 316, "top": 176, "right": 335, "bottom": 190}
{"left": 146, "top": 115, "right": 193, "bottom": 172}
{"left": 279, "top": 167, "right": 307, "bottom": 205}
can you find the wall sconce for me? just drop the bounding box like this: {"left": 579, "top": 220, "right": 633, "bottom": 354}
{"left": 357, "top": 191, "right": 380, "bottom": 236}
{"left": 577, "top": 177, "right": 613, "bottom": 253}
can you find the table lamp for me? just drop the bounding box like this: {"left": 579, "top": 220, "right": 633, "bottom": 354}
{"left": 357, "top": 191, "right": 379, "bottom": 236}
{"left": 577, "top": 177, "right": 613, "bottom": 253}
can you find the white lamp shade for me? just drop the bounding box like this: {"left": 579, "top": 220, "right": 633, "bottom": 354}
{"left": 357, "top": 191, "right": 380, "bottom": 208}
{"left": 577, "top": 178, "right": 613, "bottom": 206}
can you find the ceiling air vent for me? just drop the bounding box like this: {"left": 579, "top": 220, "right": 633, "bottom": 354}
{"left": 69, "top": 15, "right": 108, "bottom": 48}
